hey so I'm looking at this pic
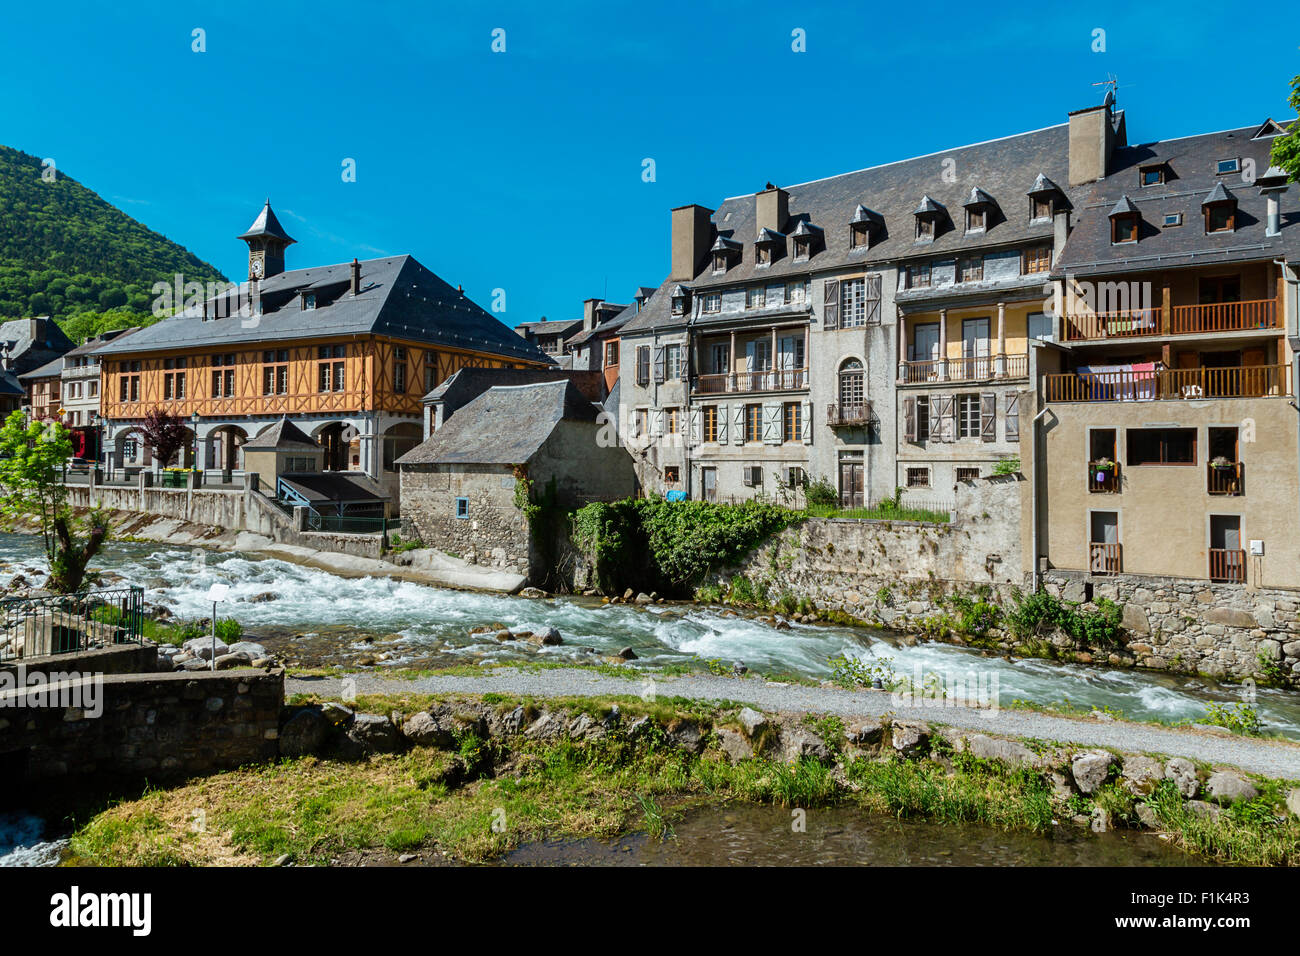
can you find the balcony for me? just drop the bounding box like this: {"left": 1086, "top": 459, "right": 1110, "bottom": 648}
{"left": 1088, "top": 461, "right": 1121, "bottom": 493}
{"left": 898, "top": 352, "right": 1028, "bottom": 385}
{"left": 63, "top": 362, "right": 101, "bottom": 380}
{"left": 1045, "top": 364, "right": 1290, "bottom": 403}
{"left": 693, "top": 369, "right": 808, "bottom": 395}
{"left": 827, "top": 402, "right": 872, "bottom": 427}
{"left": 1062, "top": 299, "right": 1278, "bottom": 342}
{"left": 1206, "top": 461, "right": 1244, "bottom": 496}
{"left": 1089, "top": 542, "right": 1123, "bottom": 575}
{"left": 1209, "top": 548, "right": 1246, "bottom": 584}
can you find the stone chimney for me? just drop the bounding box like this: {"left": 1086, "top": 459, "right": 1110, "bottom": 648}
{"left": 28, "top": 316, "right": 46, "bottom": 343}
{"left": 755, "top": 185, "right": 789, "bottom": 235}
{"left": 582, "top": 297, "right": 602, "bottom": 332}
{"left": 1258, "top": 165, "right": 1290, "bottom": 238}
{"left": 350, "top": 258, "right": 362, "bottom": 295}
{"left": 671, "top": 204, "right": 715, "bottom": 282}
{"left": 1068, "top": 101, "right": 1119, "bottom": 187}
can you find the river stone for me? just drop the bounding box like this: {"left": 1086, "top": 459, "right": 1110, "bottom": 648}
{"left": 402, "top": 712, "right": 455, "bottom": 748}
{"left": 280, "top": 708, "right": 331, "bottom": 758}
{"left": 715, "top": 728, "right": 753, "bottom": 764}
{"left": 519, "top": 587, "right": 546, "bottom": 599}
{"left": 1070, "top": 751, "right": 1115, "bottom": 794}
{"left": 213, "top": 653, "right": 249, "bottom": 670}
{"left": 781, "top": 728, "right": 832, "bottom": 764}
{"left": 181, "top": 658, "right": 210, "bottom": 672}
{"left": 182, "top": 637, "right": 229, "bottom": 660}
{"left": 1135, "top": 802, "right": 1160, "bottom": 829}
{"left": 666, "top": 720, "right": 705, "bottom": 754}
{"left": 738, "top": 707, "right": 769, "bottom": 739}
{"left": 1121, "top": 603, "right": 1150, "bottom": 635}
{"left": 1164, "top": 758, "right": 1199, "bottom": 798}
{"left": 1120, "top": 755, "right": 1166, "bottom": 796}
{"left": 1286, "top": 789, "right": 1300, "bottom": 819}
{"left": 615, "top": 647, "right": 638, "bottom": 660}
{"left": 965, "top": 734, "right": 1039, "bottom": 768}
{"left": 531, "top": 626, "right": 563, "bottom": 646}
{"left": 340, "top": 713, "right": 403, "bottom": 757}
{"left": 248, "top": 592, "right": 278, "bottom": 603}
{"left": 1205, "top": 771, "right": 1258, "bottom": 805}
{"left": 226, "top": 641, "right": 268, "bottom": 659}
{"left": 890, "top": 720, "right": 931, "bottom": 758}
{"left": 1185, "top": 800, "right": 1223, "bottom": 821}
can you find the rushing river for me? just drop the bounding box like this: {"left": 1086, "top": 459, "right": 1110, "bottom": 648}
{"left": 3, "top": 534, "right": 1300, "bottom": 739}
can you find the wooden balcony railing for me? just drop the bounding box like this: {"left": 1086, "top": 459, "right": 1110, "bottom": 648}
{"left": 900, "top": 359, "right": 943, "bottom": 383}
{"left": 1045, "top": 365, "right": 1290, "bottom": 403}
{"left": 1088, "top": 461, "right": 1121, "bottom": 493}
{"left": 1063, "top": 299, "right": 1278, "bottom": 341}
{"left": 1004, "top": 353, "right": 1029, "bottom": 378}
{"left": 899, "top": 352, "right": 1029, "bottom": 384}
{"left": 1206, "top": 462, "right": 1244, "bottom": 496}
{"left": 693, "top": 369, "right": 808, "bottom": 394}
{"left": 1089, "top": 542, "right": 1123, "bottom": 575}
{"left": 1209, "top": 548, "right": 1246, "bottom": 584}
{"left": 827, "top": 402, "right": 872, "bottom": 427}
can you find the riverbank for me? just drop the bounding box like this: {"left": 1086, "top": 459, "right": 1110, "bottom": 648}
{"left": 64, "top": 689, "right": 1300, "bottom": 867}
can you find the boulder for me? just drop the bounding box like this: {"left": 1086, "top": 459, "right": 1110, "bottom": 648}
{"left": 339, "top": 713, "right": 404, "bottom": 757}
{"left": 1164, "top": 758, "right": 1199, "bottom": 798}
{"left": 890, "top": 720, "right": 931, "bottom": 758}
{"left": 1286, "top": 788, "right": 1300, "bottom": 819}
{"left": 1070, "top": 751, "right": 1115, "bottom": 795}
{"left": 182, "top": 636, "right": 228, "bottom": 661}
{"left": 615, "top": 647, "right": 638, "bottom": 660}
{"left": 226, "top": 641, "right": 268, "bottom": 660}
{"left": 280, "top": 708, "right": 332, "bottom": 758}
{"left": 845, "top": 722, "right": 884, "bottom": 751}
{"left": 1205, "top": 771, "right": 1258, "bottom": 805}
{"left": 1120, "top": 755, "right": 1166, "bottom": 796}
{"left": 1134, "top": 802, "right": 1161, "bottom": 829}
{"left": 966, "top": 734, "right": 1039, "bottom": 768}
{"left": 321, "top": 702, "right": 356, "bottom": 728}
{"left": 781, "top": 728, "right": 832, "bottom": 764}
{"left": 567, "top": 713, "right": 600, "bottom": 740}
{"left": 524, "top": 712, "right": 566, "bottom": 741}
{"left": 738, "top": 707, "right": 769, "bottom": 739}
{"left": 530, "top": 626, "right": 563, "bottom": 646}
{"left": 501, "top": 706, "right": 527, "bottom": 735}
{"left": 624, "top": 714, "right": 652, "bottom": 739}
{"left": 402, "top": 712, "right": 455, "bottom": 749}
{"left": 519, "top": 587, "right": 547, "bottom": 599}
{"left": 494, "top": 630, "right": 514, "bottom": 642}
{"left": 666, "top": 720, "right": 705, "bottom": 754}
{"left": 213, "top": 653, "right": 248, "bottom": 670}
{"left": 634, "top": 593, "right": 652, "bottom": 605}
{"left": 1185, "top": 799, "right": 1223, "bottom": 821}
{"left": 248, "top": 592, "right": 278, "bottom": 603}
{"left": 181, "top": 658, "right": 210, "bottom": 672}
{"left": 715, "top": 728, "right": 753, "bottom": 764}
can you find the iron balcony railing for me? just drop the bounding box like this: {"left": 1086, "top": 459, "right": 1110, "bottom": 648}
{"left": 0, "top": 586, "right": 144, "bottom": 661}
{"left": 693, "top": 369, "right": 808, "bottom": 394}
{"left": 827, "top": 402, "right": 872, "bottom": 427}
{"left": 1046, "top": 364, "right": 1291, "bottom": 403}
{"left": 900, "top": 352, "right": 1029, "bottom": 384}
{"left": 1088, "top": 461, "right": 1121, "bottom": 493}
{"left": 1209, "top": 548, "right": 1246, "bottom": 584}
{"left": 1089, "top": 542, "right": 1123, "bottom": 575}
{"left": 1207, "top": 462, "right": 1244, "bottom": 496}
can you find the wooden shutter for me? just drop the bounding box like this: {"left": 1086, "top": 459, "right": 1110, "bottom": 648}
{"left": 742, "top": 466, "right": 754, "bottom": 487}
{"left": 980, "top": 393, "right": 996, "bottom": 442}
{"left": 650, "top": 408, "right": 665, "bottom": 438}
{"left": 762, "top": 402, "right": 781, "bottom": 444}
{"left": 823, "top": 279, "right": 840, "bottom": 330}
{"left": 903, "top": 396, "right": 917, "bottom": 443}
{"left": 652, "top": 346, "right": 666, "bottom": 383}
{"left": 1005, "top": 391, "right": 1020, "bottom": 443}
{"left": 934, "top": 394, "right": 955, "bottom": 443}
{"left": 688, "top": 407, "right": 700, "bottom": 446}
{"left": 636, "top": 346, "right": 650, "bottom": 385}
{"left": 732, "top": 404, "right": 746, "bottom": 445}
{"left": 801, "top": 400, "right": 813, "bottom": 445}
{"left": 717, "top": 403, "right": 729, "bottom": 443}
{"left": 864, "top": 274, "right": 882, "bottom": 325}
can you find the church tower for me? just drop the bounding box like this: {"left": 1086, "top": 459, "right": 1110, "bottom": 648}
{"left": 238, "top": 199, "right": 296, "bottom": 281}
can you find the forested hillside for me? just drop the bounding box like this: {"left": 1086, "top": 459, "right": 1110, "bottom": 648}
{"left": 0, "top": 144, "right": 226, "bottom": 342}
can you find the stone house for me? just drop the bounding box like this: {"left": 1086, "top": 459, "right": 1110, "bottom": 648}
{"left": 397, "top": 379, "right": 637, "bottom": 580}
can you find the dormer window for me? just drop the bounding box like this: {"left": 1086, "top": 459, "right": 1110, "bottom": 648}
{"left": 793, "top": 237, "right": 810, "bottom": 261}
{"left": 849, "top": 204, "right": 884, "bottom": 250}
{"left": 754, "top": 228, "right": 784, "bottom": 267}
{"left": 913, "top": 196, "right": 944, "bottom": 242}
{"left": 756, "top": 244, "right": 772, "bottom": 266}
{"left": 710, "top": 236, "right": 741, "bottom": 275}
{"left": 963, "top": 187, "right": 994, "bottom": 234}
{"left": 670, "top": 285, "right": 691, "bottom": 316}
{"left": 1139, "top": 164, "right": 1165, "bottom": 187}
{"left": 1108, "top": 196, "right": 1140, "bottom": 244}
{"left": 1032, "top": 196, "right": 1052, "bottom": 221}
{"left": 303, "top": 292, "right": 316, "bottom": 310}
{"left": 1202, "top": 181, "right": 1237, "bottom": 234}
{"left": 712, "top": 253, "right": 728, "bottom": 274}
{"left": 1027, "top": 173, "right": 1063, "bottom": 223}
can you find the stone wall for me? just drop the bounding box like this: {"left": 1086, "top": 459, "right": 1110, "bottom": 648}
{"left": 399, "top": 463, "right": 532, "bottom": 576}
{"left": 717, "top": 475, "right": 1025, "bottom": 623}
{"left": 0, "top": 668, "right": 283, "bottom": 784}
{"left": 1042, "top": 570, "right": 1300, "bottom": 685}
{"left": 0, "top": 643, "right": 158, "bottom": 681}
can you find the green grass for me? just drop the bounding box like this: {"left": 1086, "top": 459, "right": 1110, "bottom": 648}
{"left": 805, "top": 504, "right": 951, "bottom": 523}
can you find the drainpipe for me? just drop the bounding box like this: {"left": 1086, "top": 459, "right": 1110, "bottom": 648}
{"left": 1275, "top": 259, "right": 1300, "bottom": 568}
{"left": 1030, "top": 404, "right": 1051, "bottom": 592}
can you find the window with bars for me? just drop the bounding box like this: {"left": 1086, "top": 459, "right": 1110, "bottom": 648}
{"left": 906, "top": 467, "right": 930, "bottom": 488}
{"left": 744, "top": 404, "right": 762, "bottom": 443}
{"left": 956, "top": 467, "right": 981, "bottom": 482}
{"left": 841, "top": 277, "right": 866, "bottom": 327}
{"left": 1023, "top": 246, "right": 1051, "bottom": 274}
{"left": 782, "top": 402, "right": 802, "bottom": 443}
{"left": 957, "top": 394, "right": 981, "bottom": 438}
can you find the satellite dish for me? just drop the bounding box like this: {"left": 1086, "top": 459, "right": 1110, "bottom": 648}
{"left": 1103, "top": 89, "right": 1115, "bottom": 108}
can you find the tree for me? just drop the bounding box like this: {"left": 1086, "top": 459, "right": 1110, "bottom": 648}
{"left": 1270, "top": 74, "right": 1300, "bottom": 180}
{"left": 0, "top": 411, "right": 109, "bottom": 592}
{"left": 139, "top": 408, "right": 190, "bottom": 467}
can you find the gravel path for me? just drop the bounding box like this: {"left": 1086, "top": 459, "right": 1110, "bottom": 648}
{"left": 288, "top": 667, "right": 1300, "bottom": 780}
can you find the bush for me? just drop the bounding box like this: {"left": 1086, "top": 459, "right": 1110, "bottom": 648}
{"left": 214, "top": 617, "right": 243, "bottom": 643}
{"left": 802, "top": 476, "right": 839, "bottom": 508}
{"left": 1004, "top": 589, "right": 1124, "bottom": 650}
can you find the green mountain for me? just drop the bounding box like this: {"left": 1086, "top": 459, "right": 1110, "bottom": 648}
{"left": 0, "top": 144, "right": 227, "bottom": 342}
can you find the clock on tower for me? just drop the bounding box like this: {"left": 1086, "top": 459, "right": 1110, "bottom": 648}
{"left": 238, "top": 199, "right": 296, "bottom": 281}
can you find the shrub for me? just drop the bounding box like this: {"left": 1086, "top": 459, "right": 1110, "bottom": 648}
{"left": 1005, "top": 589, "right": 1123, "bottom": 650}
{"left": 802, "top": 476, "right": 839, "bottom": 508}
{"left": 214, "top": 617, "right": 243, "bottom": 643}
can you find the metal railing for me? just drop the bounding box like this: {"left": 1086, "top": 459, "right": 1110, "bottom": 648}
{"left": 693, "top": 369, "right": 808, "bottom": 394}
{"left": 1089, "top": 542, "right": 1123, "bottom": 575}
{"left": 1088, "top": 461, "right": 1121, "bottom": 493}
{"left": 1209, "top": 548, "right": 1246, "bottom": 584}
{"left": 826, "top": 402, "right": 872, "bottom": 426}
{"left": 0, "top": 586, "right": 144, "bottom": 661}
{"left": 305, "top": 512, "right": 388, "bottom": 534}
{"left": 1207, "top": 462, "right": 1244, "bottom": 496}
{"left": 900, "top": 352, "right": 1029, "bottom": 384}
{"left": 1046, "top": 365, "right": 1290, "bottom": 403}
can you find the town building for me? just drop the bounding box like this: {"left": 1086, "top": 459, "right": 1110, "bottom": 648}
{"left": 513, "top": 317, "right": 582, "bottom": 363}
{"left": 17, "top": 358, "right": 63, "bottom": 425}
{"left": 419, "top": 365, "right": 605, "bottom": 437}
{"left": 93, "top": 201, "right": 551, "bottom": 501}
{"left": 1028, "top": 105, "right": 1300, "bottom": 587}
{"left": 397, "top": 379, "right": 636, "bottom": 581}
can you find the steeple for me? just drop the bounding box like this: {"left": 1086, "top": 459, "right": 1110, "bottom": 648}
{"left": 238, "top": 199, "right": 296, "bottom": 281}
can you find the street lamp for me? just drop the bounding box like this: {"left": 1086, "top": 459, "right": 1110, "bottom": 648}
{"left": 92, "top": 412, "right": 104, "bottom": 479}
{"left": 190, "top": 411, "right": 201, "bottom": 474}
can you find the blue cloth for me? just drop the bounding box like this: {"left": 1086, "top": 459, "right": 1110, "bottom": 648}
{"left": 665, "top": 489, "right": 687, "bottom": 502}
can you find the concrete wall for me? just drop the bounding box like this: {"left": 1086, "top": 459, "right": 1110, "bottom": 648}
{"left": 0, "top": 668, "right": 283, "bottom": 783}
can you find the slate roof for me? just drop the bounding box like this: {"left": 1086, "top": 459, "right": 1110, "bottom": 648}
{"left": 0, "top": 370, "right": 23, "bottom": 397}
{"left": 564, "top": 300, "right": 638, "bottom": 347}
{"left": 421, "top": 365, "right": 606, "bottom": 413}
{"left": 92, "top": 256, "right": 549, "bottom": 364}
{"left": 663, "top": 120, "right": 1082, "bottom": 300}
{"left": 238, "top": 201, "right": 295, "bottom": 244}
{"left": 63, "top": 327, "right": 141, "bottom": 360}
{"left": 278, "top": 473, "right": 385, "bottom": 504}
{"left": 0, "top": 318, "right": 75, "bottom": 377}
{"left": 1054, "top": 122, "right": 1300, "bottom": 277}
{"left": 397, "top": 379, "right": 600, "bottom": 466}
{"left": 18, "top": 355, "right": 65, "bottom": 381}
{"left": 245, "top": 417, "right": 319, "bottom": 451}
{"left": 619, "top": 278, "right": 676, "bottom": 334}
{"left": 514, "top": 318, "right": 582, "bottom": 336}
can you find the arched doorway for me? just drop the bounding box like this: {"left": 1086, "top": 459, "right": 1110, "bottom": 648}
{"left": 206, "top": 425, "right": 248, "bottom": 473}
{"left": 382, "top": 422, "right": 422, "bottom": 471}
{"left": 314, "top": 422, "right": 358, "bottom": 472}
{"left": 114, "top": 428, "right": 151, "bottom": 472}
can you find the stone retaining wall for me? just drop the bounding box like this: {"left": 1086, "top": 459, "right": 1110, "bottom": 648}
{"left": 0, "top": 643, "right": 158, "bottom": 680}
{"left": 0, "top": 668, "right": 283, "bottom": 784}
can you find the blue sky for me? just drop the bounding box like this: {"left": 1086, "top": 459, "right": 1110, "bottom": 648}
{"left": 1, "top": 1, "right": 1296, "bottom": 324}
